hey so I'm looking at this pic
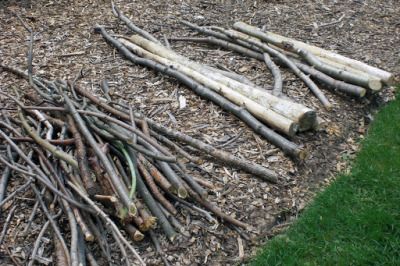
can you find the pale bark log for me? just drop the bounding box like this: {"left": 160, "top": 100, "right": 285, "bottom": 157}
{"left": 170, "top": 36, "right": 366, "bottom": 98}
{"left": 119, "top": 38, "right": 297, "bottom": 136}
{"left": 267, "top": 42, "right": 381, "bottom": 88}
{"left": 218, "top": 29, "right": 332, "bottom": 109}
{"left": 128, "top": 35, "right": 260, "bottom": 89}
{"left": 233, "top": 22, "right": 393, "bottom": 85}
{"left": 203, "top": 65, "right": 255, "bottom": 86}
{"left": 127, "top": 35, "right": 316, "bottom": 132}
{"left": 95, "top": 26, "right": 305, "bottom": 158}
{"left": 293, "top": 60, "right": 366, "bottom": 97}
{"left": 295, "top": 47, "right": 381, "bottom": 90}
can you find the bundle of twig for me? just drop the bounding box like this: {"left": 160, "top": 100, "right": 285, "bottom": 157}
{"left": 93, "top": 4, "right": 315, "bottom": 161}
{"left": 0, "top": 63, "right": 280, "bottom": 264}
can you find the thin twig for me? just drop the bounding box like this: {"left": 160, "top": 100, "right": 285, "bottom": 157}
{"left": 0, "top": 205, "right": 17, "bottom": 246}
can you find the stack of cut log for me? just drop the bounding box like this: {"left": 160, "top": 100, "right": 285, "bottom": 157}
{"left": 96, "top": 5, "right": 392, "bottom": 160}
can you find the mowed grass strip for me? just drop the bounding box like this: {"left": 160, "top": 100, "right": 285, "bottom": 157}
{"left": 253, "top": 90, "right": 400, "bottom": 265}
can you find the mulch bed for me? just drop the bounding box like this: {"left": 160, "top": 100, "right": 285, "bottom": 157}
{"left": 0, "top": 0, "right": 398, "bottom": 265}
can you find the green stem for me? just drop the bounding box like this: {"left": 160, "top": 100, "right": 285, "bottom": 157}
{"left": 116, "top": 142, "right": 137, "bottom": 198}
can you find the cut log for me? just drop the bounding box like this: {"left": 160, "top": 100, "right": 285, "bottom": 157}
{"left": 127, "top": 35, "right": 316, "bottom": 131}
{"left": 295, "top": 47, "right": 381, "bottom": 90}
{"left": 180, "top": 20, "right": 259, "bottom": 52}
{"left": 233, "top": 22, "right": 393, "bottom": 85}
{"left": 293, "top": 60, "right": 367, "bottom": 97}
{"left": 218, "top": 29, "right": 332, "bottom": 109}
{"left": 203, "top": 65, "right": 255, "bottom": 86}
{"left": 95, "top": 26, "right": 305, "bottom": 159}
{"left": 119, "top": 38, "right": 298, "bottom": 136}
{"left": 156, "top": 36, "right": 368, "bottom": 98}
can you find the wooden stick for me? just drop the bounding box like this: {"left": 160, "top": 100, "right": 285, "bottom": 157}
{"left": 217, "top": 29, "right": 332, "bottom": 109}
{"left": 68, "top": 181, "right": 145, "bottom": 266}
{"left": 0, "top": 129, "right": 92, "bottom": 211}
{"left": 148, "top": 120, "right": 279, "bottom": 183}
{"left": 139, "top": 155, "right": 174, "bottom": 193}
{"left": 137, "top": 157, "right": 178, "bottom": 215}
{"left": 233, "top": 21, "right": 393, "bottom": 85}
{"left": 204, "top": 65, "right": 256, "bottom": 86}
{"left": 120, "top": 37, "right": 298, "bottom": 136}
{"left": 27, "top": 220, "right": 50, "bottom": 266}
{"left": 63, "top": 94, "right": 136, "bottom": 216}
{"left": 0, "top": 135, "right": 75, "bottom": 145}
{"left": 127, "top": 34, "right": 316, "bottom": 132}
{"left": 67, "top": 116, "right": 97, "bottom": 195}
{"left": 135, "top": 173, "right": 177, "bottom": 241}
{"left": 293, "top": 59, "right": 367, "bottom": 97}
{"left": 111, "top": 2, "right": 160, "bottom": 44}
{"left": 19, "top": 110, "right": 79, "bottom": 168}
{"left": 295, "top": 46, "right": 381, "bottom": 90}
{"left": 263, "top": 53, "right": 283, "bottom": 96}
{"left": 0, "top": 206, "right": 17, "bottom": 246}
{"left": 181, "top": 20, "right": 260, "bottom": 52}
{"left": 169, "top": 36, "right": 366, "bottom": 98}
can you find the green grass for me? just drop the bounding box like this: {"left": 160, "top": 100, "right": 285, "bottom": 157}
{"left": 253, "top": 91, "right": 400, "bottom": 266}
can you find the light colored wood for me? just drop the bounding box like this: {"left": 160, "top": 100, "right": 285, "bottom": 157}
{"left": 233, "top": 22, "right": 393, "bottom": 85}
{"left": 217, "top": 29, "right": 332, "bottom": 109}
{"left": 119, "top": 38, "right": 298, "bottom": 136}
{"left": 128, "top": 35, "right": 316, "bottom": 131}
{"left": 296, "top": 47, "right": 382, "bottom": 90}
{"left": 316, "top": 56, "right": 382, "bottom": 90}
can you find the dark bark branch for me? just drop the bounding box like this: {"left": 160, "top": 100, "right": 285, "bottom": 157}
{"left": 263, "top": 53, "right": 283, "bottom": 96}
{"left": 111, "top": 2, "right": 160, "bottom": 44}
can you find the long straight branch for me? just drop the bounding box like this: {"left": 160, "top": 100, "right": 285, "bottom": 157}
{"left": 94, "top": 25, "right": 304, "bottom": 159}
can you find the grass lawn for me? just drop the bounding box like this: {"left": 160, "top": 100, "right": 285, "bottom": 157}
{"left": 252, "top": 90, "right": 400, "bottom": 266}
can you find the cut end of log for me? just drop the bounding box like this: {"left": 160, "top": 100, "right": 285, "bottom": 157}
{"left": 168, "top": 232, "right": 178, "bottom": 242}
{"left": 368, "top": 79, "right": 382, "bottom": 91}
{"left": 298, "top": 110, "right": 317, "bottom": 132}
{"left": 125, "top": 224, "right": 145, "bottom": 241}
{"left": 298, "top": 149, "right": 308, "bottom": 161}
{"left": 288, "top": 123, "right": 299, "bottom": 137}
{"left": 129, "top": 204, "right": 138, "bottom": 217}
{"left": 358, "top": 88, "right": 367, "bottom": 98}
{"left": 324, "top": 103, "right": 333, "bottom": 111}
{"left": 139, "top": 216, "right": 157, "bottom": 231}
{"left": 177, "top": 186, "right": 188, "bottom": 199}
{"left": 133, "top": 231, "right": 145, "bottom": 242}
{"left": 84, "top": 233, "right": 95, "bottom": 242}
{"left": 384, "top": 74, "right": 395, "bottom": 86}
{"left": 144, "top": 216, "right": 157, "bottom": 230}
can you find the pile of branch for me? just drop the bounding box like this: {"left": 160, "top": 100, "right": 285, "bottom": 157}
{"left": 94, "top": 3, "right": 309, "bottom": 160}
{"left": 0, "top": 64, "right": 279, "bottom": 264}
{"left": 171, "top": 21, "right": 393, "bottom": 98}
{"left": 0, "top": 11, "right": 281, "bottom": 264}
{"left": 95, "top": 6, "right": 392, "bottom": 160}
